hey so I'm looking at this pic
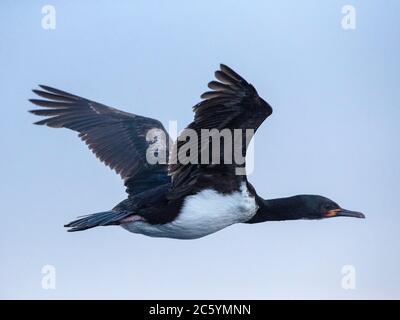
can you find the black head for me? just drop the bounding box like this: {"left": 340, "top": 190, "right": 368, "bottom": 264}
{"left": 249, "top": 194, "right": 365, "bottom": 223}
{"left": 295, "top": 195, "right": 365, "bottom": 220}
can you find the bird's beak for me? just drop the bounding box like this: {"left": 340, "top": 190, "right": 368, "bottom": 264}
{"left": 325, "top": 208, "right": 365, "bottom": 219}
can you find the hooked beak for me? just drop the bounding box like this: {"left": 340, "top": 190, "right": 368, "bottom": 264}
{"left": 325, "top": 208, "right": 365, "bottom": 219}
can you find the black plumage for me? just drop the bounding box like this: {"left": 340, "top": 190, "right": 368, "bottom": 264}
{"left": 29, "top": 64, "right": 364, "bottom": 237}
{"left": 168, "top": 64, "right": 272, "bottom": 199}
{"left": 30, "top": 85, "right": 170, "bottom": 196}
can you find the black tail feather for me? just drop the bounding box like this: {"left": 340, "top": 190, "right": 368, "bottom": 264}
{"left": 65, "top": 211, "right": 131, "bottom": 232}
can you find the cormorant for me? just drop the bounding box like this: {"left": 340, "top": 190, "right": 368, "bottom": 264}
{"left": 29, "top": 64, "right": 364, "bottom": 239}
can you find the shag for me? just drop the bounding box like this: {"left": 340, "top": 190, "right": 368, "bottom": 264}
{"left": 29, "top": 64, "right": 364, "bottom": 239}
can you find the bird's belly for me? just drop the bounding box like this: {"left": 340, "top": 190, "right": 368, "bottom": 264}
{"left": 121, "top": 183, "right": 258, "bottom": 239}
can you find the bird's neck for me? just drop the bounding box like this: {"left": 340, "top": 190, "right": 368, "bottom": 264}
{"left": 248, "top": 196, "right": 307, "bottom": 223}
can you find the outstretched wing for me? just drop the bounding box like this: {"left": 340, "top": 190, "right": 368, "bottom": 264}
{"left": 29, "top": 85, "right": 170, "bottom": 195}
{"left": 168, "top": 64, "right": 273, "bottom": 198}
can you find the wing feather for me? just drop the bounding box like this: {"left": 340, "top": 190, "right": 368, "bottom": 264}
{"left": 168, "top": 64, "right": 272, "bottom": 198}
{"left": 29, "top": 86, "right": 171, "bottom": 195}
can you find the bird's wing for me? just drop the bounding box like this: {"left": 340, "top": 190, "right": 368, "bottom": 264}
{"left": 168, "top": 64, "right": 273, "bottom": 199}
{"left": 29, "top": 85, "right": 171, "bottom": 196}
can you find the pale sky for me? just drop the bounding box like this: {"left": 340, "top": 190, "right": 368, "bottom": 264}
{"left": 1, "top": 0, "right": 399, "bottom": 299}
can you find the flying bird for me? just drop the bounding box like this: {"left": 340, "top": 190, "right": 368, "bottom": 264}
{"left": 29, "top": 64, "right": 365, "bottom": 239}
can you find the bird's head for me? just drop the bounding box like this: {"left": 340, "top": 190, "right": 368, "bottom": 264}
{"left": 297, "top": 195, "right": 365, "bottom": 220}
{"left": 250, "top": 194, "right": 365, "bottom": 223}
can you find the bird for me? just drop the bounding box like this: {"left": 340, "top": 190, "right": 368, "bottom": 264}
{"left": 29, "top": 64, "right": 365, "bottom": 239}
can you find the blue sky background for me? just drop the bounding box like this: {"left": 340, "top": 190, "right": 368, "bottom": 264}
{"left": 1, "top": 0, "right": 399, "bottom": 299}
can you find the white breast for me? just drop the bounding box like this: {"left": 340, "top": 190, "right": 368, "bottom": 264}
{"left": 122, "top": 182, "right": 258, "bottom": 239}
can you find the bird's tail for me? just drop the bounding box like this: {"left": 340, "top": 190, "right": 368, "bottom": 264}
{"left": 64, "top": 210, "right": 131, "bottom": 232}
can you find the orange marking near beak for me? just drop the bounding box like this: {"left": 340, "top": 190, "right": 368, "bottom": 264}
{"left": 325, "top": 209, "right": 341, "bottom": 217}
